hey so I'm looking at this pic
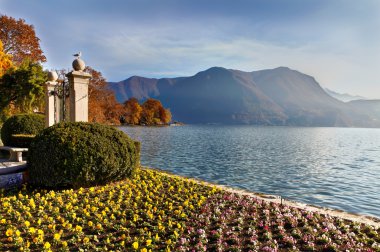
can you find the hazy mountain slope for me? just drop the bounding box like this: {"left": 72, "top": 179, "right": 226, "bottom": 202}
{"left": 348, "top": 100, "right": 380, "bottom": 124}
{"left": 251, "top": 67, "right": 355, "bottom": 126}
{"left": 108, "top": 76, "right": 159, "bottom": 102}
{"left": 325, "top": 88, "right": 366, "bottom": 102}
{"left": 108, "top": 67, "right": 379, "bottom": 127}
{"left": 156, "top": 67, "right": 287, "bottom": 124}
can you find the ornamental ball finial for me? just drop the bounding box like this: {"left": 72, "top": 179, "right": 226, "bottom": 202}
{"left": 72, "top": 58, "right": 86, "bottom": 71}
{"left": 47, "top": 70, "right": 58, "bottom": 82}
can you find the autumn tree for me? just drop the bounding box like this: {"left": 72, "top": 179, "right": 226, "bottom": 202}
{"left": 122, "top": 98, "right": 142, "bottom": 125}
{"left": 0, "top": 40, "right": 13, "bottom": 77}
{"left": 0, "top": 59, "right": 47, "bottom": 116}
{"left": 0, "top": 15, "right": 46, "bottom": 64}
{"left": 141, "top": 98, "right": 172, "bottom": 125}
{"left": 159, "top": 106, "right": 172, "bottom": 124}
{"left": 85, "top": 66, "right": 123, "bottom": 125}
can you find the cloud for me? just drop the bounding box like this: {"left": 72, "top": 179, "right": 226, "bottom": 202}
{"left": 2, "top": 0, "right": 380, "bottom": 98}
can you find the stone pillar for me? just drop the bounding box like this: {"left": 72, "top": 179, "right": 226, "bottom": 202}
{"left": 45, "top": 71, "right": 59, "bottom": 127}
{"left": 66, "top": 70, "right": 91, "bottom": 122}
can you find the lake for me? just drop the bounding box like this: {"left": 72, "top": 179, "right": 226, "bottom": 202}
{"left": 119, "top": 125, "right": 380, "bottom": 218}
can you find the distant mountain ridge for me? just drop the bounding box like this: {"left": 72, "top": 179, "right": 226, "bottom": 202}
{"left": 324, "top": 88, "right": 367, "bottom": 102}
{"left": 108, "top": 67, "right": 380, "bottom": 127}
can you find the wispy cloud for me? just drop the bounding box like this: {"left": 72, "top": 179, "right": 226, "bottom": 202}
{"left": 1, "top": 0, "right": 380, "bottom": 98}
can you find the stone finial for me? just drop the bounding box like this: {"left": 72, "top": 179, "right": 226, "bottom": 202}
{"left": 72, "top": 58, "right": 86, "bottom": 71}
{"left": 47, "top": 70, "right": 58, "bottom": 82}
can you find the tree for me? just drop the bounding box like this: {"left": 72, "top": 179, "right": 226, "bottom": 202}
{"left": 123, "top": 98, "right": 142, "bottom": 125}
{"left": 0, "top": 15, "right": 46, "bottom": 64}
{"left": 0, "top": 59, "right": 47, "bottom": 115}
{"left": 85, "top": 66, "right": 123, "bottom": 124}
{"left": 159, "top": 106, "right": 172, "bottom": 124}
{"left": 141, "top": 98, "right": 172, "bottom": 125}
{"left": 0, "top": 40, "right": 13, "bottom": 77}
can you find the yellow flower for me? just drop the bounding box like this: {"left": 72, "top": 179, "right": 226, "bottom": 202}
{"left": 15, "top": 229, "right": 21, "bottom": 237}
{"left": 88, "top": 221, "right": 93, "bottom": 227}
{"left": 75, "top": 225, "right": 82, "bottom": 232}
{"left": 6, "top": 229, "right": 13, "bottom": 237}
{"left": 146, "top": 239, "right": 152, "bottom": 246}
{"left": 43, "top": 242, "right": 51, "bottom": 249}
{"left": 62, "top": 241, "right": 68, "bottom": 247}
{"left": 166, "top": 239, "right": 172, "bottom": 245}
{"left": 83, "top": 237, "right": 90, "bottom": 243}
{"left": 132, "top": 241, "right": 139, "bottom": 250}
{"left": 29, "top": 227, "right": 36, "bottom": 234}
{"left": 37, "top": 229, "right": 44, "bottom": 237}
{"left": 24, "top": 220, "right": 30, "bottom": 227}
{"left": 0, "top": 218, "right": 6, "bottom": 224}
{"left": 53, "top": 233, "right": 61, "bottom": 241}
{"left": 141, "top": 248, "right": 147, "bottom": 252}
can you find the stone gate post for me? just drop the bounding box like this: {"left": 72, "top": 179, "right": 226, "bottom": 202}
{"left": 45, "top": 71, "right": 58, "bottom": 127}
{"left": 66, "top": 58, "right": 91, "bottom": 122}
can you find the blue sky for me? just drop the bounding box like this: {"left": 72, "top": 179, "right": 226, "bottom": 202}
{"left": 1, "top": 0, "right": 379, "bottom": 98}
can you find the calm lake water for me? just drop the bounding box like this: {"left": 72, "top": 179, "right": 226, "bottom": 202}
{"left": 120, "top": 125, "right": 380, "bottom": 218}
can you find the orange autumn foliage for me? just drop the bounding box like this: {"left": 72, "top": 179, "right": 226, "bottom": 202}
{"left": 123, "top": 98, "right": 142, "bottom": 125}
{"left": 0, "top": 40, "right": 13, "bottom": 77}
{"left": 122, "top": 98, "right": 171, "bottom": 125}
{"left": 0, "top": 15, "right": 46, "bottom": 64}
{"left": 85, "top": 66, "right": 123, "bottom": 125}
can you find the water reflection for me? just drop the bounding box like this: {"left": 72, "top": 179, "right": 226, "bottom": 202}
{"left": 119, "top": 125, "right": 380, "bottom": 218}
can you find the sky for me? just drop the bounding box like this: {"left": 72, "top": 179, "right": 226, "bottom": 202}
{"left": 1, "top": 0, "right": 379, "bottom": 98}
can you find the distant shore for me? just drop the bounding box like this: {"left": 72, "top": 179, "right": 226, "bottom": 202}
{"left": 119, "top": 121, "right": 185, "bottom": 127}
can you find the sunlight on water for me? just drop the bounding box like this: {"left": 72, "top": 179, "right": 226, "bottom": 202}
{"left": 120, "top": 125, "right": 380, "bottom": 218}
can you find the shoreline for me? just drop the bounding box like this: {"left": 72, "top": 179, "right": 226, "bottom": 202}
{"left": 145, "top": 166, "right": 380, "bottom": 228}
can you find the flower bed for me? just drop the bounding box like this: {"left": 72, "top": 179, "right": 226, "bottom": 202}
{"left": 177, "top": 192, "right": 380, "bottom": 251}
{"left": 0, "top": 168, "right": 379, "bottom": 251}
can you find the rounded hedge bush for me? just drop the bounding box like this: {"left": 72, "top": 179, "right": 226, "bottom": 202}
{"left": 28, "top": 122, "right": 140, "bottom": 188}
{"left": 0, "top": 114, "right": 45, "bottom": 147}
{"left": 10, "top": 134, "right": 36, "bottom": 148}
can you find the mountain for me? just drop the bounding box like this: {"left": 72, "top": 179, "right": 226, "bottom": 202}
{"left": 108, "top": 67, "right": 379, "bottom": 127}
{"left": 324, "top": 88, "right": 366, "bottom": 102}
{"left": 347, "top": 100, "right": 380, "bottom": 124}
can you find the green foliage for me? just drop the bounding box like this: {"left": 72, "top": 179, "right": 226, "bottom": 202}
{"left": 28, "top": 122, "right": 140, "bottom": 188}
{"left": 0, "top": 59, "right": 47, "bottom": 114}
{"left": 0, "top": 113, "right": 44, "bottom": 146}
{"left": 10, "top": 134, "right": 35, "bottom": 148}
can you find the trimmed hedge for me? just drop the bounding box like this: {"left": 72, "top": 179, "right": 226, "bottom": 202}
{"left": 10, "top": 134, "right": 36, "bottom": 148}
{"left": 0, "top": 114, "right": 44, "bottom": 147}
{"left": 28, "top": 122, "right": 140, "bottom": 188}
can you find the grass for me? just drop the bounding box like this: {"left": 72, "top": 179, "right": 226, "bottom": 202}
{"left": 0, "top": 167, "right": 379, "bottom": 251}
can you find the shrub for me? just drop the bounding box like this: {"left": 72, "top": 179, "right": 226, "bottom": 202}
{"left": 28, "top": 122, "right": 140, "bottom": 188}
{"left": 0, "top": 114, "right": 44, "bottom": 146}
{"left": 10, "top": 134, "right": 36, "bottom": 148}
